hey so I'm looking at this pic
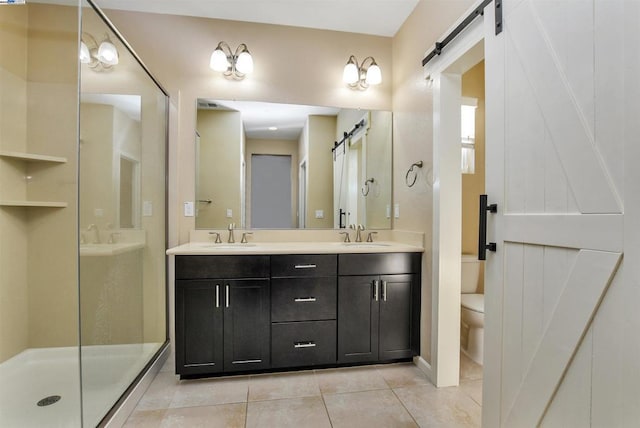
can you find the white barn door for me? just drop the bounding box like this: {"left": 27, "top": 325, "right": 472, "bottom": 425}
{"left": 484, "top": 0, "right": 639, "bottom": 427}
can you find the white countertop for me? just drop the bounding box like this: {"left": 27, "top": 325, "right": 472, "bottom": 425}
{"left": 166, "top": 241, "right": 423, "bottom": 256}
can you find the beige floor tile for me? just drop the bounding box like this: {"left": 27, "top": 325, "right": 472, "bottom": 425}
{"left": 324, "top": 389, "right": 418, "bottom": 428}
{"left": 123, "top": 409, "right": 166, "bottom": 427}
{"left": 248, "top": 371, "right": 320, "bottom": 401}
{"left": 246, "top": 396, "right": 331, "bottom": 428}
{"left": 135, "top": 371, "right": 179, "bottom": 411}
{"left": 315, "top": 366, "right": 389, "bottom": 394}
{"left": 160, "top": 403, "right": 246, "bottom": 428}
{"left": 459, "top": 379, "right": 483, "bottom": 406}
{"left": 376, "top": 363, "right": 431, "bottom": 388}
{"left": 460, "top": 353, "right": 483, "bottom": 381}
{"left": 170, "top": 376, "right": 249, "bottom": 408}
{"left": 394, "top": 384, "right": 481, "bottom": 428}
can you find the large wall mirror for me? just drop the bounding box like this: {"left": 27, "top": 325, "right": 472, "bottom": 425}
{"left": 195, "top": 99, "right": 392, "bottom": 230}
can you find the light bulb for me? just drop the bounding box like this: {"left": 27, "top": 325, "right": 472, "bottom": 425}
{"left": 97, "top": 40, "right": 118, "bottom": 65}
{"left": 210, "top": 48, "right": 230, "bottom": 72}
{"left": 235, "top": 51, "right": 253, "bottom": 74}
{"left": 79, "top": 41, "right": 91, "bottom": 64}
{"left": 365, "top": 63, "right": 382, "bottom": 85}
{"left": 343, "top": 62, "right": 359, "bottom": 85}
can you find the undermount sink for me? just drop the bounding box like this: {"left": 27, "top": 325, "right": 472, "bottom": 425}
{"left": 199, "top": 243, "right": 257, "bottom": 249}
{"left": 340, "top": 242, "right": 391, "bottom": 247}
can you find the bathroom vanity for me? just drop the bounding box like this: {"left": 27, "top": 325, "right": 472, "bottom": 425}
{"left": 169, "top": 242, "right": 422, "bottom": 378}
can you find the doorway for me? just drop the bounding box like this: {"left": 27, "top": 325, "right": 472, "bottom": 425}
{"left": 251, "top": 154, "right": 292, "bottom": 228}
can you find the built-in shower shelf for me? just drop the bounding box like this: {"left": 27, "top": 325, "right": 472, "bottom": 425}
{"left": 0, "top": 151, "right": 67, "bottom": 163}
{"left": 0, "top": 200, "right": 68, "bottom": 208}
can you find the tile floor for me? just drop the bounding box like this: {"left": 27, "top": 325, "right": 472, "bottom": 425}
{"left": 125, "top": 354, "right": 483, "bottom": 427}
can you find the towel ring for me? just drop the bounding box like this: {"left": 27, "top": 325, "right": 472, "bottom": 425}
{"left": 361, "top": 178, "right": 375, "bottom": 196}
{"left": 405, "top": 161, "right": 423, "bottom": 187}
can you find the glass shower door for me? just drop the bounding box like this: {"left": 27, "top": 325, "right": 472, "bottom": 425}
{"left": 79, "top": 1, "right": 168, "bottom": 425}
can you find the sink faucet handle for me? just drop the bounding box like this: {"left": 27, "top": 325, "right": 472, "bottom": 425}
{"left": 108, "top": 232, "right": 121, "bottom": 244}
{"left": 366, "top": 231, "right": 378, "bottom": 242}
{"left": 209, "top": 231, "right": 222, "bottom": 244}
{"left": 339, "top": 231, "right": 351, "bottom": 243}
{"left": 240, "top": 232, "right": 253, "bottom": 244}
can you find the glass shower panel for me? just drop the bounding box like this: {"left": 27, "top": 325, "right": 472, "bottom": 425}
{"left": 0, "top": 1, "right": 81, "bottom": 426}
{"left": 79, "top": 2, "right": 168, "bottom": 425}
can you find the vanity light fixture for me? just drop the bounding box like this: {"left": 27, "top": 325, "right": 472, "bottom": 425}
{"left": 343, "top": 55, "right": 382, "bottom": 90}
{"left": 80, "top": 32, "right": 119, "bottom": 71}
{"left": 210, "top": 41, "right": 254, "bottom": 80}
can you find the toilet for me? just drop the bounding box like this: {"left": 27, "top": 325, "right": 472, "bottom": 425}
{"left": 461, "top": 254, "right": 484, "bottom": 365}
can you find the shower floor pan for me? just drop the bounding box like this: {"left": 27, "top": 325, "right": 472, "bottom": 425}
{"left": 0, "top": 343, "right": 161, "bottom": 427}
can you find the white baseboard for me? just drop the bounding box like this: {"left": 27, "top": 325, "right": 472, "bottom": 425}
{"left": 104, "top": 343, "right": 170, "bottom": 427}
{"left": 413, "top": 355, "right": 434, "bottom": 384}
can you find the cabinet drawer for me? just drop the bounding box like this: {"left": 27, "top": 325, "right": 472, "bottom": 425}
{"left": 271, "top": 321, "right": 336, "bottom": 368}
{"left": 338, "top": 253, "right": 421, "bottom": 276}
{"left": 271, "top": 277, "right": 336, "bottom": 322}
{"left": 176, "top": 255, "right": 269, "bottom": 279}
{"left": 271, "top": 254, "right": 337, "bottom": 277}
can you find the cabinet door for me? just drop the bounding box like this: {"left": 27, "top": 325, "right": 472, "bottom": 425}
{"left": 337, "top": 275, "right": 379, "bottom": 363}
{"left": 175, "top": 280, "right": 223, "bottom": 375}
{"left": 379, "top": 274, "right": 416, "bottom": 360}
{"left": 223, "top": 279, "right": 271, "bottom": 371}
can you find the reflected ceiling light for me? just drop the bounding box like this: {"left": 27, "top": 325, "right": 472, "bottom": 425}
{"left": 343, "top": 55, "right": 382, "bottom": 90}
{"left": 268, "top": 126, "right": 278, "bottom": 131}
{"left": 80, "top": 32, "right": 119, "bottom": 71}
{"left": 210, "top": 41, "right": 253, "bottom": 80}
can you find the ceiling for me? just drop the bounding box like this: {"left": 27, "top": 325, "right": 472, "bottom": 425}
{"left": 198, "top": 99, "right": 341, "bottom": 141}
{"left": 92, "top": 0, "right": 419, "bottom": 37}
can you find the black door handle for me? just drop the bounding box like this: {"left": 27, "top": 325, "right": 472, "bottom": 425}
{"left": 478, "top": 194, "right": 497, "bottom": 260}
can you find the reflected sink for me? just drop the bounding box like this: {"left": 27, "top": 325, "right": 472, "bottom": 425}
{"left": 340, "top": 243, "right": 391, "bottom": 248}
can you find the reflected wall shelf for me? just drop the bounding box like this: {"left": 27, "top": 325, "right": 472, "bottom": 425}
{"left": 0, "top": 150, "right": 67, "bottom": 164}
{"left": 0, "top": 200, "right": 68, "bottom": 208}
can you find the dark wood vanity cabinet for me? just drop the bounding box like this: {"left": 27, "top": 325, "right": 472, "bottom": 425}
{"left": 270, "top": 255, "right": 337, "bottom": 368}
{"left": 337, "top": 253, "right": 421, "bottom": 364}
{"left": 175, "top": 256, "right": 270, "bottom": 376}
{"left": 174, "top": 252, "right": 420, "bottom": 377}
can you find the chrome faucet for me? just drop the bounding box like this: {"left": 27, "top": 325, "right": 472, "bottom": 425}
{"left": 227, "top": 223, "right": 236, "bottom": 243}
{"left": 240, "top": 232, "right": 253, "bottom": 244}
{"left": 209, "top": 231, "right": 222, "bottom": 244}
{"left": 350, "top": 224, "right": 365, "bottom": 242}
{"left": 366, "top": 231, "right": 378, "bottom": 242}
{"left": 87, "top": 224, "right": 100, "bottom": 244}
{"left": 107, "top": 232, "right": 121, "bottom": 244}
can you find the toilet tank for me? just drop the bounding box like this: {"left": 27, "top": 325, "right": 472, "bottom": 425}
{"left": 461, "top": 254, "right": 481, "bottom": 294}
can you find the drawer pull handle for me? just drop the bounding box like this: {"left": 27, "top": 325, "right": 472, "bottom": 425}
{"left": 231, "top": 359, "right": 262, "bottom": 364}
{"left": 294, "top": 341, "right": 316, "bottom": 348}
{"left": 373, "top": 280, "right": 379, "bottom": 301}
{"left": 294, "top": 297, "right": 317, "bottom": 302}
{"left": 225, "top": 285, "right": 230, "bottom": 308}
{"left": 294, "top": 264, "right": 317, "bottom": 269}
{"left": 215, "top": 285, "right": 220, "bottom": 308}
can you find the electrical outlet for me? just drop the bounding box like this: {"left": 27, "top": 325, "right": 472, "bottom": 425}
{"left": 94, "top": 208, "right": 104, "bottom": 217}
{"left": 386, "top": 204, "right": 391, "bottom": 219}
{"left": 226, "top": 209, "right": 233, "bottom": 218}
{"left": 143, "top": 201, "right": 153, "bottom": 216}
{"left": 315, "top": 210, "right": 324, "bottom": 219}
{"left": 394, "top": 203, "right": 400, "bottom": 218}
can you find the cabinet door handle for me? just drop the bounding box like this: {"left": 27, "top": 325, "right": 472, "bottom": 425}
{"left": 225, "top": 285, "right": 230, "bottom": 308}
{"left": 373, "top": 280, "right": 379, "bottom": 301}
{"left": 294, "top": 264, "right": 317, "bottom": 269}
{"left": 215, "top": 284, "right": 220, "bottom": 308}
{"left": 382, "top": 281, "right": 387, "bottom": 302}
{"left": 294, "top": 297, "right": 316, "bottom": 302}
{"left": 294, "top": 341, "right": 316, "bottom": 348}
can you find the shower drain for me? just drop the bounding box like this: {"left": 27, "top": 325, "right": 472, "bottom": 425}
{"left": 37, "top": 395, "right": 61, "bottom": 407}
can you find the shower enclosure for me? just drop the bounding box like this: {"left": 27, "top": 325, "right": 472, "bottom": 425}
{"left": 0, "top": 1, "right": 168, "bottom": 426}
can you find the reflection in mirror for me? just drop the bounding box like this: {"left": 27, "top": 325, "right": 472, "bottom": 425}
{"left": 195, "top": 100, "right": 392, "bottom": 230}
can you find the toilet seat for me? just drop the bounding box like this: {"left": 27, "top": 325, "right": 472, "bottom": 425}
{"left": 461, "top": 293, "right": 484, "bottom": 313}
